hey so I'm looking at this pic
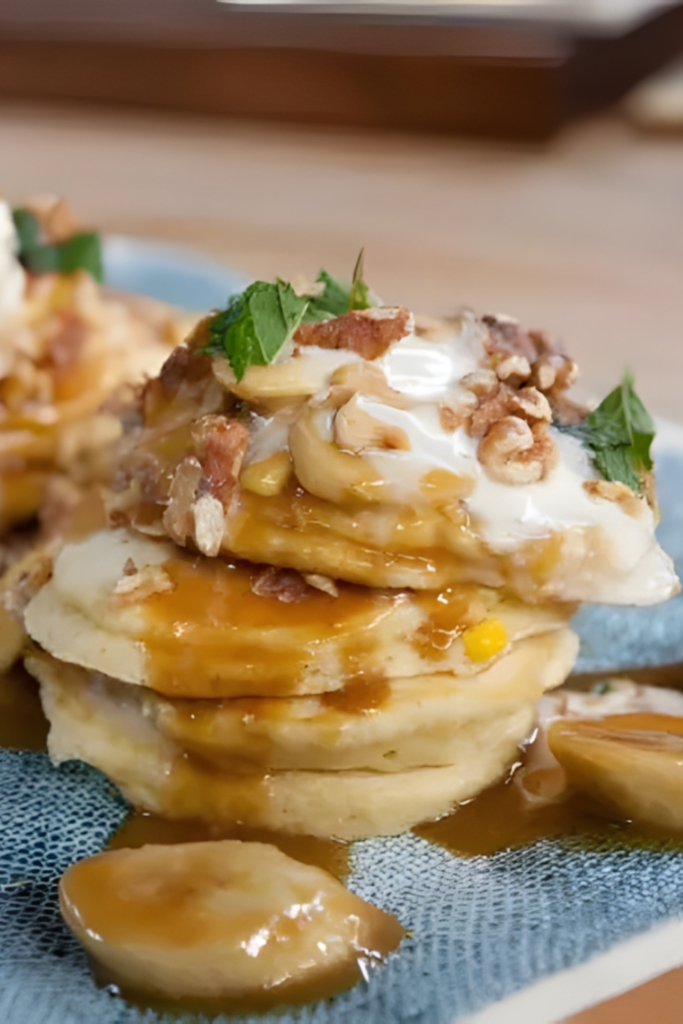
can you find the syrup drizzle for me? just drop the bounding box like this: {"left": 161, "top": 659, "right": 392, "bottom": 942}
{"left": 0, "top": 665, "right": 49, "bottom": 752}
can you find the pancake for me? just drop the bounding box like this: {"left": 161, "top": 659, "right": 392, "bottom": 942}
{"left": 27, "top": 629, "right": 577, "bottom": 774}
{"left": 31, "top": 649, "right": 539, "bottom": 839}
{"left": 24, "top": 528, "right": 576, "bottom": 698}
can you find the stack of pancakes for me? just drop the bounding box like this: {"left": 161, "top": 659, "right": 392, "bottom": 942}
{"left": 21, "top": 297, "right": 677, "bottom": 839}
{"left": 26, "top": 530, "right": 577, "bottom": 839}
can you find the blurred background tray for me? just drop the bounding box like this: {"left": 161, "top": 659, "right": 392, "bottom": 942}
{"left": 1, "top": 0, "right": 683, "bottom": 138}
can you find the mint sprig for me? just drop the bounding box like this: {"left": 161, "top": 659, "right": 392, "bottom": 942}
{"left": 206, "top": 280, "right": 309, "bottom": 381}
{"left": 12, "top": 207, "right": 103, "bottom": 283}
{"left": 205, "top": 251, "right": 375, "bottom": 380}
{"left": 304, "top": 248, "right": 374, "bottom": 322}
{"left": 579, "top": 371, "right": 655, "bottom": 494}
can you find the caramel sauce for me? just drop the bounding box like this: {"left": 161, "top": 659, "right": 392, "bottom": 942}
{"left": 0, "top": 469, "right": 48, "bottom": 532}
{"left": 416, "top": 711, "right": 683, "bottom": 857}
{"left": 108, "top": 810, "right": 350, "bottom": 881}
{"left": 91, "top": 958, "right": 378, "bottom": 1018}
{"left": 0, "top": 665, "right": 49, "bottom": 752}
{"left": 411, "top": 585, "right": 483, "bottom": 660}
{"left": 414, "top": 772, "right": 622, "bottom": 858}
{"left": 321, "top": 675, "right": 390, "bottom": 714}
{"left": 140, "top": 550, "right": 401, "bottom": 697}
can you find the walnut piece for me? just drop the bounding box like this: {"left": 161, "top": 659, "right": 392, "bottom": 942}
{"left": 113, "top": 564, "right": 174, "bottom": 600}
{"left": 583, "top": 479, "right": 643, "bottom": 518}
{"left": 478, "top": 416, "right": 558, "bottom": 485}
{"left": 192, "top": 493, "right": 225, "bottom": 558}
{"left": 495, "top": 354, "right": 531, "bottom": 385}
{"left": 303, "top": 574, "right": 340, "bottom": 597}
{"left": 294, "top": 307, "right": 413, "bottom": 361}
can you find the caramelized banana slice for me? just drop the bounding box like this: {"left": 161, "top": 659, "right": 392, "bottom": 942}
{"left": 59, "top": 841, "right": 403, "bottom": 1004}
{"left": 548, "top": 714, "right": 683, "bottom": 831}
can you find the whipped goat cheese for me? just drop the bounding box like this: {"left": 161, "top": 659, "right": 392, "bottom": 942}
{"left": 240, "top": 309, "right": 678, "bottom": 605}
{"left": 0, "top": 200, "right": 25, "bottom": 326}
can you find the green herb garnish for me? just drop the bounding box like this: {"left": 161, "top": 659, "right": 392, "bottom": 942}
{"left": 205, "top": 251, "right": 375, "bottom": 380}
{"left": 12, "top": 207, "right": 103, "bottom": 283}
{"left": 578, "top": 371, "right": 655, "bottom": 494}
{"left": 304, "top": 248, "right": 373, "bottom": 322}
{"left": 205, "top": 280, "right": 309, "bottom": 382}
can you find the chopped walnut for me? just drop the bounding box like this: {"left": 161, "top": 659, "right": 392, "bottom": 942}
{"left": 251, "top": 566, "right": 310, "bottom": 603}
{"left": 583, "top": 479, "right": 643, "bottom": 518}
{"left": 494, "top": 354, "right": 531, "bottom": 385}
{"left": 193, "top": 415, "right": 250, "bottom": 507}
{"left": 482, "top": 315, "right": 538, "bottom": 363}
{"left": 439, "top": 402, "right": 467, "bottom": 433}
{"left": 509, "top": 386, "right": 552, "bottom": 424}
{"left": 478, "top": 416, "right": 558, "bottom": 485}
{"left": 461, "top": 369, "right": 498, "bottom": 399}
{"left": 162, "top": 456, "right": 203, "bottom": 546}
{"left": 113, "top": 564, "right": 174, "bottom": 600}
{"left": 192, "top": 493, "right": 225, "bottom": 558}
{"left": 469, "top": 382, "right": 552, "bottom": 439}
{"left": 294, "top": 307, "right": 413, "bottom": 361}
{"left": 303, "top": 574, "right": 340, "bottom": 597}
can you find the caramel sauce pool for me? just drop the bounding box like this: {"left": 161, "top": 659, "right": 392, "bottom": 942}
{"left": 0, "top": 665, "right": 49, "bottom": 752}
{"left": 417, "top": 709, "right": 683, "bottom": 857}
{"left": 414, "top": 772, "right": 621, "bottom": 857}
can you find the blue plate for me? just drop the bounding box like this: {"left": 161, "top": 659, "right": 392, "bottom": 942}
{"left": 102, "top": 235, "right": 248, "bottom": 310}
{"left": 2, "top": 247, "right": 683, "bottom": 1024}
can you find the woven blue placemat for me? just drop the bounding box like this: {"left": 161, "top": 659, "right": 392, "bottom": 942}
{"left": 1, "top": 444, "right": 682, "bottom": 1024}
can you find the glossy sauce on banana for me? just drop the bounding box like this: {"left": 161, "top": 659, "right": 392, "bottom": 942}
{"left": 62, "top": 839, "right": 402, "bottom": 1016}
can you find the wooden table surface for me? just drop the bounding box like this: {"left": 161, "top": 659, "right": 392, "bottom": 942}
{"left": 2, "top": 99, "right": 683, "bottom": 420}
{"left": 2, "top": 99, "right": 683, "bottom": 1020}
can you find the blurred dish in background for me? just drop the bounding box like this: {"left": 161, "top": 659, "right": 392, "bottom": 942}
{"left": 1, "top": 0, "right": 683, "bottom": 137}
{"left": 624, "top": 56, "right": 683, "bottom": 131}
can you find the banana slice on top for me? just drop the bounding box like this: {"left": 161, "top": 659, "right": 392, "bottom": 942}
{"left": 548, "top": 713, "right": 683, "bottom": 831}
{"left": 59, "top": 841, "right": 403, "bottom": 1005}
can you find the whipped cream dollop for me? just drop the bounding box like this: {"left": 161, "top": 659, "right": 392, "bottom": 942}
{"left": 0, "top": 200, "right": 26, "bottom": 326}
{"left": 243, "top": 310, "right": 678, "bottom": 605}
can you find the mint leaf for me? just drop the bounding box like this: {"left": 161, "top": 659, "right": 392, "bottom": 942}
{"left": 55, "top": 232, "right": 103, "bottom": 281}
{"left": 12, "top": 207, "right": 103, "bottom": 283}
{"left": 305, "top": 249, "right": 375, "bottom": 322}
{"left": 349, "top": 247, "right": 371, "bottom": 310}
{"left": 12, "top": 208, "right": 41, "bottom": 251}
{"left": 205, "top": 280, "right": 309, "bottom": 381}
{"left": 583, "top": 371, "right": 655, "bottom": 494}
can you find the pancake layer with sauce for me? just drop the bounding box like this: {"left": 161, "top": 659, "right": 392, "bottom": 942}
{"left": 24, "top": 528, "right": 575, "bottom": 698}
{"left": 29, "top": 628, "right": 576, "bottom": 838}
